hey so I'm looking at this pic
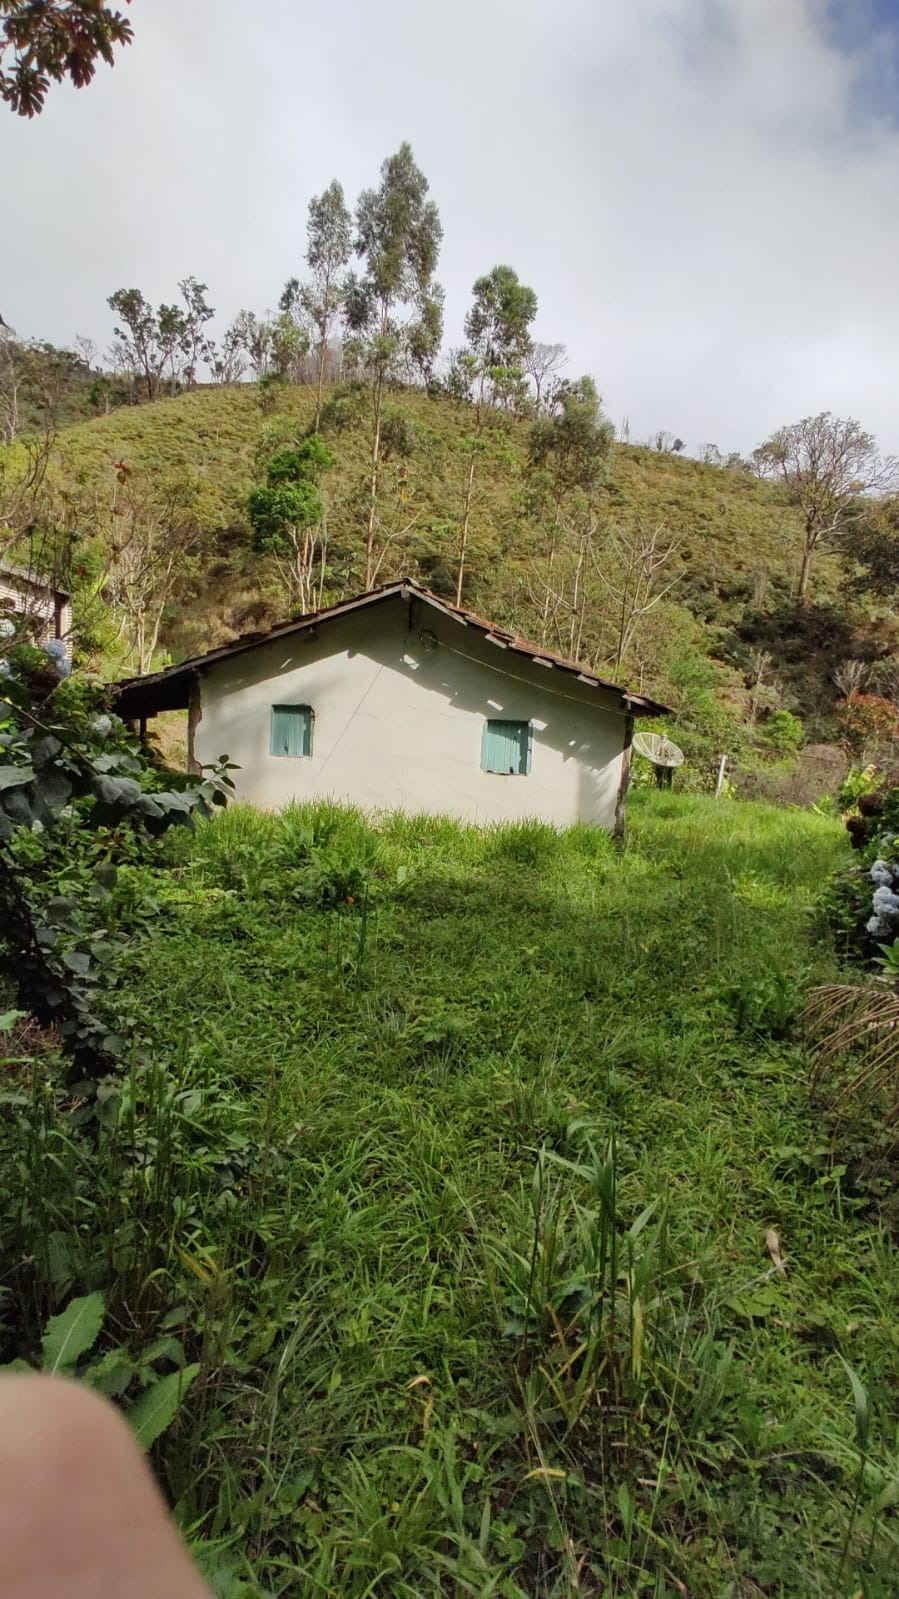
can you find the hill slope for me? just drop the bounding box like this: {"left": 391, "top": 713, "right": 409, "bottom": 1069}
{"left": 55, "top": 384, "right": 806, "bottom": 605}
{"left": 25, "top": 382, "right": 892, "bottom": 777}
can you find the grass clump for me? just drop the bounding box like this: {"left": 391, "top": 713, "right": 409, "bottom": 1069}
{"left": 4, "top": 791, "right": 899, "bottom": 1596}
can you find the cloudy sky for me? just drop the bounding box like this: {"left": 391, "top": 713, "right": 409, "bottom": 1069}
{"left": 4, "top": 0, "right": 899, "bottom": 455}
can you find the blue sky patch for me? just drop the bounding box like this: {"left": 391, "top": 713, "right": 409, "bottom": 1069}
{"left": 818, "top": 0, "right": 899, "bottom": 119}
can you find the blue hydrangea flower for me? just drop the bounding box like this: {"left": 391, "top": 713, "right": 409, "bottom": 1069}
{"left": 867, "top": 914, "right": 893, "bottom": 937}
{"left": 872, "top": 886, "right": 899, "bottom": 918}
{"left": 871, "top": 860, "right": 894, "bottom": 887}
{"left": 41, "top": 639, "right": 71, "bottom": 679}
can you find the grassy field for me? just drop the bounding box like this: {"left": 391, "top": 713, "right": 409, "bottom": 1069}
{"left": 6, "top": 790, "right": 899, "bottom": 1597}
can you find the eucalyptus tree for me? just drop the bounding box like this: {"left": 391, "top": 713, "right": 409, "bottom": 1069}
{"left": 453, "top": 265, "right": 537, "bottom": 605}
{"left": 527, "top": 376, "right": 615, "bottom": 644}
{"left": 226, "top": 310, "right": 276, "bottom": 381}
{"left": 270, "top": 281, "right": 312, "bottom": 385}
{"left": 345, "top": 143, "right": 443, "bottom": 587}
{"left": 298, "top": 181, "right": 352, "bottom": 428}
{"left": 107, "top": 281, "right": 217, "bottom": 398}
{"left": 177, "top": 277, "right": 215, "bottom": 388}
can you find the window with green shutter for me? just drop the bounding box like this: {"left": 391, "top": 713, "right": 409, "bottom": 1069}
{"left": 270, "top": 704, "right": 313, "bottom": 757}
{"left": 481, "top": 719, "right": 532, "bottom": 775}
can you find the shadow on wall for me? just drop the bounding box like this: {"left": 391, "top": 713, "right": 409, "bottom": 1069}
{"left": 215, "top": 593, "right": 626, "bottom": 798}
{"left": 578, "top": 759, "right": 620, "bottom": 826}
{"left": 371, "top": 598, "right": 623, "bottom": 765}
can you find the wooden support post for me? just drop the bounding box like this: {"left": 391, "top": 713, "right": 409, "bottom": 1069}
{"left": 715, "top": 753, "right": 728, "bottom": 798}
{"left": 187, "top": 675, "right": 202, "bottom": 774}
{"left": 614, "top": 715, "right": 634, "bottom": 841}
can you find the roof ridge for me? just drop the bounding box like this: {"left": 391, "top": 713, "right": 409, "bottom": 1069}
{"left": 112, "top": 580, "right": 671, "bottom": 719}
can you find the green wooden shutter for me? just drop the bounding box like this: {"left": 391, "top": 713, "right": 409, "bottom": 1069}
{"left": 481, "top": 719, "right": 532, "bottom": 775}
{"left": 270, "top": 705, "right": 313, "bottom": 757}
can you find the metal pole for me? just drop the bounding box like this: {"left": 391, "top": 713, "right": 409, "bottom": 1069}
{"left": 714, "top": 754, "right": 728, "bottom": 798}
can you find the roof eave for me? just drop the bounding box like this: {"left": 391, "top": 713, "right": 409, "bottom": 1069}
{"left": 108, "top": 580, "right": 673, "bottom": 721}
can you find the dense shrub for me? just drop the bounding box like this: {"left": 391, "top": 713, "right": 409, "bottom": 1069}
{"left": 761, "top": 708, "right": 804, "bottom": 753}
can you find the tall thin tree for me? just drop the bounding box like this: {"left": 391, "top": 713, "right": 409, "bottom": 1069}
{"left": 345, "top": 143, "right": 443, "bottom": 588}
{"left": 528, "top": 376, "right": 614, "bottom": 639}
{"left": 300, "top": 181, "right": 352, "bottom": 429}
{"left": 178, "top": 277, "right": 215, "bottom": 388}
{"left": 454, "top": 265, "right": 537, "bottom": 605}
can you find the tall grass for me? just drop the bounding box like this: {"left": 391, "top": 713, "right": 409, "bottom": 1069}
{"left": 4, "top": 791, "right": 899, "bottom": 1596}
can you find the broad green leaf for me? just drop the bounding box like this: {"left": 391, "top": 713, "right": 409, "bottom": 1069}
{"left": 63, "top": 950, "right": 92, "bottom": 977}
{"left": 44, "top": 896, "right": 78, "bottom": 921}
{"left": 38, "top": 766, "right": 73, "bottom": 812}
{"left": 727, "top": 1283, "right": 780, "bottom": 1321}
{"left": 42, "top": 1291, "right": 105, "bottom": 1373}
{"left": 0, "top": 763, "right": 34, "bottom": 790}
{"left": 92, "top": 774, "right": 143, "bottom": 807}
{"left": 128, "top": 1364, "right": 200, "bottom": 1451}
{"left": 0, "top": 787, "right": 36, "bottom": 828}
{"left": 0, "top": 1010, "right": 24, "bottom": 1032}
{"left": 29, "top": 735, "right": 63, "bottom": 767}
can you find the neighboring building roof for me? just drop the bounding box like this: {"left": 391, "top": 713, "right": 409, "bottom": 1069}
{"left": 112, "top": 580, "right": 672, "bottom": 721}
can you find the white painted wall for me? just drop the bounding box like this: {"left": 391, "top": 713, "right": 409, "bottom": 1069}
{"left": 193, "top": 595, "right": 628, "bottom": 827}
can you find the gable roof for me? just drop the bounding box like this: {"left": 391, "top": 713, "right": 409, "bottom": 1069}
{"left": 111, "top": 580, "right": 671, "bottom": 721}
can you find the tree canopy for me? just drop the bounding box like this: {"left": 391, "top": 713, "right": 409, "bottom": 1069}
{"left": 754, "top": 412, "right": 897, "bottom": 601}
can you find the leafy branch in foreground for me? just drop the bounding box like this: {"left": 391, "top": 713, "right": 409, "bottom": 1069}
{"left": 1, "top": 0, "right": 133, "bottom": 117}
{"left": 2, "top": 1289, "right": 199, "bottom": 1449}
{"left": 0, "top": 656, "right": 233, "bottom": 1082}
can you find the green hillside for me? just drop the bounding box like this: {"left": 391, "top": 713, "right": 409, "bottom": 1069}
{"left": 11, "top": 381, "right": 893, "bottom": 785}
{"left": 55, "top": 382, "right": 802, "bottom": 532}
{"left": 54, "top": 385, "right": 808, "bottom": 622}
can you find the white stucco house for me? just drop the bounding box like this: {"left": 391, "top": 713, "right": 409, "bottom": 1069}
{"left": 114, "top": 582, "right": 669, "bottom": 832}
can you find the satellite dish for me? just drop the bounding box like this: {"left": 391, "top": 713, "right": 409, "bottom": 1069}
{"left": 632, "top": 730, "right": 685, "bottom": 788}
{"left": 632, "top": 731, "right": 684, "bottom": 767}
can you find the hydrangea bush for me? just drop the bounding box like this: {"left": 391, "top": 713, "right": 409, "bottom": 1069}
{"left": 868, "top": 857, "right": 899, "bottom": 940}
{"left": 819, "top": 779, "right": 899, "bottom": 962}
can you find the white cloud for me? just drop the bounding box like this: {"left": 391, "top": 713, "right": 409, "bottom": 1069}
{"left": 3, "top": 0, "right": 898, "bottom": 454}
